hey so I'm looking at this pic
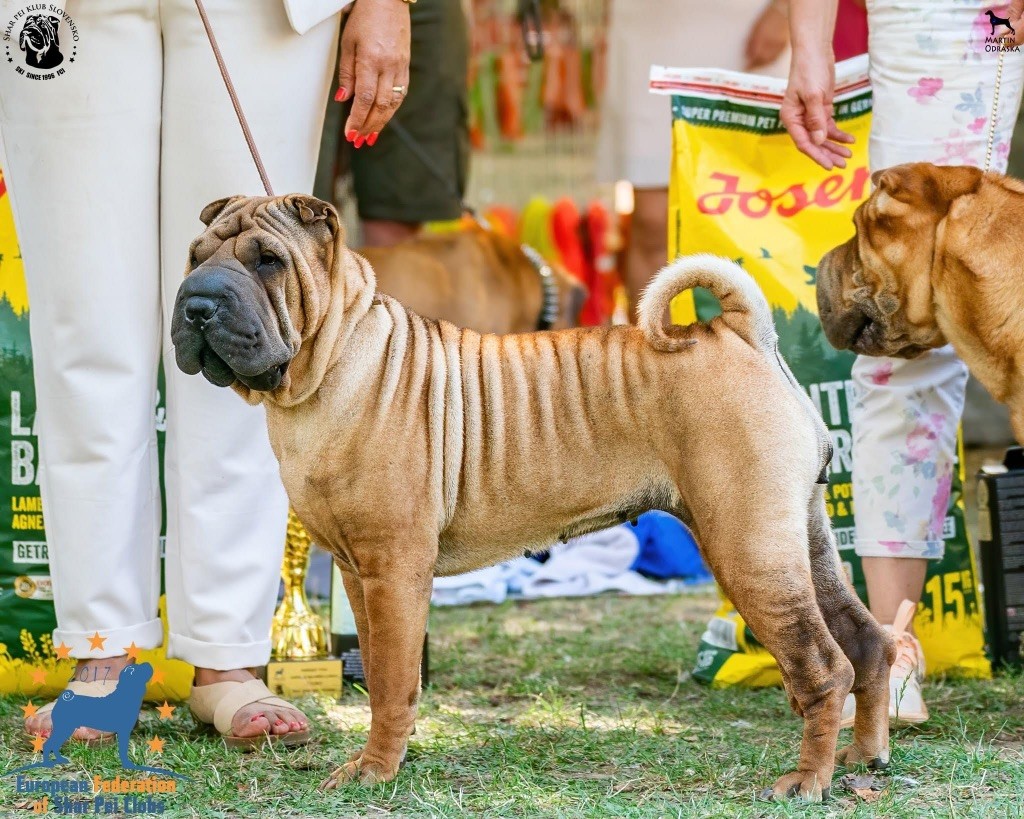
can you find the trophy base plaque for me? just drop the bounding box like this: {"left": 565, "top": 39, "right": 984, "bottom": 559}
{"left": 264, "top": 657, "right": 344, "bottom": 699}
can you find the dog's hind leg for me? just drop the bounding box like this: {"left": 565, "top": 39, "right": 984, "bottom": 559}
{"left": 806, "top": 489, "right": 895, "bottom": 770}
{"left": 690, "top": 488, "right": 851, "bottom": 802}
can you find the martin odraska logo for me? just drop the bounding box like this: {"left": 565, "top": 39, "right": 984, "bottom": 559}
{"left": 985, "top": 7, "right": 1021, "bottom": 52}
{"left": 2, "top": 4, "right": 78, "bottom": 80}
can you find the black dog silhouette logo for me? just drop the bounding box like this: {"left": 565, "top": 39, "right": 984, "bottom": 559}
{"left": 18, "top": 14, "right": 62, "bottom": 68}
{"left": 986, "top": 8, "right": 1016, "bottom": 36}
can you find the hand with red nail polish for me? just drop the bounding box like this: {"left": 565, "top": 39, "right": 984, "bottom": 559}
{"left": 367, "top": 132, "right": 380, "bottom": 147}
{"left": 345, "top": 129, "right": 358, "bottom": 143}
{"left": 336, "top": 0, "right": 411, "bottom": 141}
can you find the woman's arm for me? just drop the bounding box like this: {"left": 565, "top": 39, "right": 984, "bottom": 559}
{"left": 744, "top": 0, "right": 790, "bottom": 71}
{"left": 780, "top": 0, "right": 854, "bottom": 169}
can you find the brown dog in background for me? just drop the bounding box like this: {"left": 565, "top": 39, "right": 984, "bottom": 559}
{"left": 818, "top": 162, "right": 1024, "bottom": 441}
{"left": 172, "top": 194, "right": 894, "bottom": 801}
{"left": 362, "top": 226, "right": 587, "bottom": 334}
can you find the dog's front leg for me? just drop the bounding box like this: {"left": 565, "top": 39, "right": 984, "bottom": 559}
{"left": 338, "top": 567, "right": 373, "bottom": 695}
{"left": 322, "top": 554, "right": 433, "bottom": 788}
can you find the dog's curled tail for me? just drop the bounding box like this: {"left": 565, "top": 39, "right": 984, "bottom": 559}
{"left": 638, "top": 254, "right": 776, "bottom": 354}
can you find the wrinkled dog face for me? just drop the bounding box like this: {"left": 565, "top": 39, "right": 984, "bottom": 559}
{"left": 171, "top": 194, "right": 338, "bottom": 392}
{"left": 817, "top": 163, "right": 983, "bottom": 358}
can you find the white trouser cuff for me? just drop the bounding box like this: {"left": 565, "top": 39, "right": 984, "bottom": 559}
{"left": 55, "top": 618, "right": 164, "bottom": 660}
{"left": 167, "top": 633, "right": 272, "bottom": 671}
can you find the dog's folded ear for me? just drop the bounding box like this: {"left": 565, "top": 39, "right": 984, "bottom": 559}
{"left": 872, "top": 163, "right": 983, "bottom": 211}
{"left": 286, "top": 194, "right": 341, "bottom": 240}
{"left": 200, "top": 195, "right": 245, "bottom": 226}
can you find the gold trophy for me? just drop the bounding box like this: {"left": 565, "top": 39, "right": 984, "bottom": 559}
{"left": 265, "top": 510, "right": 343, "bottom": 698}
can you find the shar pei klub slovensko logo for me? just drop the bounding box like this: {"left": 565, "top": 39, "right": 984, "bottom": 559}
{"left": 2, "top": 5, "right": 78, "bottom": 79}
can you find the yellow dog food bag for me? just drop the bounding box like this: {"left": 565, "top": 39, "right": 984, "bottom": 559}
{"left": 650, "top": 55, "right": 989, "bottom": 684}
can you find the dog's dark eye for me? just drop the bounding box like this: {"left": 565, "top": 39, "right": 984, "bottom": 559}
{"left": 259, "top": 251, "right": 279, "bottom": 268}
{"left": 189, "top": 251, "right": 200, "bottom": 269}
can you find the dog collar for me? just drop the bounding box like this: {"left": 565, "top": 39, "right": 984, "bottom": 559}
{"left": 520, "top": 244, "right": 559, "bottom": 331}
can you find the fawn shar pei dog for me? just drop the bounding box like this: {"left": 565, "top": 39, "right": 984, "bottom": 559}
{"left": 818, "top": 162, "right": 1024, "bottom": 442}
{"left": 171, "top": 194, "right": 894, "bottom": 800}
{"left": 362, "top": 226, "right": 587, "bottom": 334}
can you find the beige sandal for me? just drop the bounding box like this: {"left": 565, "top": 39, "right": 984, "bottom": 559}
{"left": 189, "top": 678, "right": 310, "bottom": 749}
{"left": 26, "top": 679, "right": 120, "bottom": 746}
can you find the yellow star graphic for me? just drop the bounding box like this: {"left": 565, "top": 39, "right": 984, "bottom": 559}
{"left": 156, "top": 701, "right": 175, "bottom": 720}
{"left": 21, "top": 701, "right": 39, "bottom": 718}
{"left": 30, "top": 667, "right": 47, "bottom": 685}
{"left": 31, "top": 734, "right": 46, "bottom": 754}
{"left": 54, "top": 642, "right": 72, "bottom": 660}
{"left": 123, "top": 642, "right": 141, "bottom": 661}
{"left": 147, "top": 736, "right": 165, "bottom": 754}
{"left": 151, "top": 667, "right": 166, "bottom": 686}
{"left": 87, "top": 632, "right": 107, "bottom": 651}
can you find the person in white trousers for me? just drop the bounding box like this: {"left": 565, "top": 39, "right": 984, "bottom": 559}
{"left": 782, "top": 0, "right": 1024, "bottom": 725}
{"left": 0, "top": 0, "right": 411, "bottom": 745}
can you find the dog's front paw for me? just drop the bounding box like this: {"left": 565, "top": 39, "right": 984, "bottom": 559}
{"left": 320, "top": 752, "right": 400, "bottom": 789}
{"left": 761, "top": 769, "right": 830, "bottom": 802}
{"left": 837, "top": 741, "right": 890, "bottom": 770}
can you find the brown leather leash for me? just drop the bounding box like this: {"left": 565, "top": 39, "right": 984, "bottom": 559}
{"left": 194, "top": 0, "right": 275, "bottom": 196}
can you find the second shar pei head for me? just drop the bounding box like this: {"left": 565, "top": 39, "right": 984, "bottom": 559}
{"left": 817, "top": 161, "right": 1024, "bottom": 438}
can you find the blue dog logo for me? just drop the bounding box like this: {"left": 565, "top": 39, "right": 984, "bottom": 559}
{"left": 8, "top": 662, "right": 186, "bottom": 780}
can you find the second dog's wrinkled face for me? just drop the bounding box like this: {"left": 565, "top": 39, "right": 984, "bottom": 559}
{"left": 171, "top": 194, "right": 338, "bottom": 393}
{"left": 817, "top": 163, "right": 983, "bottom": 358}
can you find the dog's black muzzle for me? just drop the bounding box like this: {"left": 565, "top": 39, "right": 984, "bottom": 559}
{"left": 171, "top": 265, "right": 292, "bottom": 392}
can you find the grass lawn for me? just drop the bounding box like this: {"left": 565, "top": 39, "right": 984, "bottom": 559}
{"left": 2, "top": 588, "right": 1023, "bottom": 818}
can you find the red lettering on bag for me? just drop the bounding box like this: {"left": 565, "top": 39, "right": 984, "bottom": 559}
{"left": 775, "top": 184, "right": 809, "bottom": 217}
{"left": 696, "top": 167, "right": 870, "bottom": 218}
{"left": 696, "top": 172, "right": 739, "bottom": 215}
{"left": 739, "top": 188, "right": 773, "bottom": 218}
